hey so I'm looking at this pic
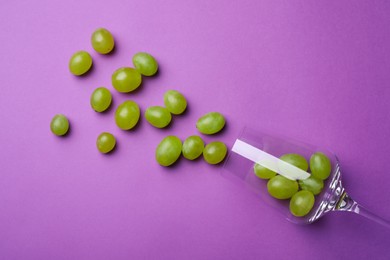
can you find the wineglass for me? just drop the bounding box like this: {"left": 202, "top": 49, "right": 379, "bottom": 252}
{"left": 221, "top": 127, "right": 390, "bottom": 227}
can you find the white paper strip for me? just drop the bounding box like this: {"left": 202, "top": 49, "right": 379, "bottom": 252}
{"left": 231, "top": 139, "right": 310, "bottom": 180}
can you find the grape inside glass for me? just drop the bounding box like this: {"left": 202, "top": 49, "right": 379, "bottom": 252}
{"left": 222, "top": 127, "right": 390, "bottom": 227}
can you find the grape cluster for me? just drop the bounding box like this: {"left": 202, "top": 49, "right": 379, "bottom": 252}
{"left": 51, "top": 28, "right": 228, "bottom": 165}
{"left": 254, "top": 152, "right": 331, "bottom": 217}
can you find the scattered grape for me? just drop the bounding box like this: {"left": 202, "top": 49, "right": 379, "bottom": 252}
{"left": 164, "top": 90, "right": 187, "bottom": 115}
{"left": 182, "top": 135, "right": 204, "bottom": 160}
{"left": 132, "top": 52, "right": 158, "bottom": 76}
{"left": 203, "top": 141, "right": 227, "bottom": 164}
{"left": 112, "top": 67, "right": 142, "bottom": 93}
{"left": 90, "top": 87, "right": 112, "bottom": 112}
{"left": 91, "top": 28, "right": 115, "bottom": 54}
{"left": 115, "top": 100, "right": 140, "bottom": 130}
{"left": 69, "top": 51, "right": 92, "bottom": 76}
{"left": 50, "top": 114, "right": 70, "bottom": 136}
{"left": 196, "top": 112, "right": 225, "bottom": 135}
{"left": 145, "top": 106, "right": 171, "bottom": 128}
{"left": 96, "top": 132, "right": 116, "bottom": 154}
{"left": 156, "top": 136, "right": 182, "bottom": 166}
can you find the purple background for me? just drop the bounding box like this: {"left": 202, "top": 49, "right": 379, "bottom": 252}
{"left": 1, "top": 0, "right": 390, "bottom": 259}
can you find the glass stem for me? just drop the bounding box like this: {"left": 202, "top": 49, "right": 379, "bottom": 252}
{"left": 335, "top": 191, "right": 390, "bottom": 229}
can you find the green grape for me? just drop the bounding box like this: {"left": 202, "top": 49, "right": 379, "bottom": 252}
{"left": 145, "top": 106, "right": 171, "bottom": 128}
{"left": 91, "top": 28, "right": 115, "bottom": 54}
{"left": 132, "top": 52, "right": 158, "bottom": 76}
{"left": 50, "top": 114, "right": 69, "bottom": 136}
{"left": 267, "top": 175, "right": 298, "bottom": 199}
{"left": 163, "top": 90, "right": 187, "bottom": 115}
{"left": 310, "top": 152, "right": 332, "bottom": 180}
{"left": 96, "top": 132, "right": 116, "bottom": 154}
{"left": 182, "top": 135, "right": 204, "bottom": 160}
{"left": 112, "top": 67, "right": 142, "bottom": 93}
{"left": 69, "top": 51, "right": 92, "bottom": 76}
{"left": 156, "top": 136, "right": 182, "bottom": 166}
{"left": 254, "top": 163, "right": 277, "bottom": 179}
{"left": 298, "top": 175, "right": 324, "bottom": 195}
{"left": 280, "top": 153, "right": 308, "bottom": 171}
{"left": 115, "top": 100, "right": 140, "bottom": 130}
{"left": 90, "top": 87, "right": 112, "bottom": 112}
{"left": 289, "top": 190, "right": 315, "bottom": 217}
{"left": 196, "top": 112, "right": 225, "bottom": 135}
{"left": 203, "top": 141, "right": 227, "bottom": 164}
